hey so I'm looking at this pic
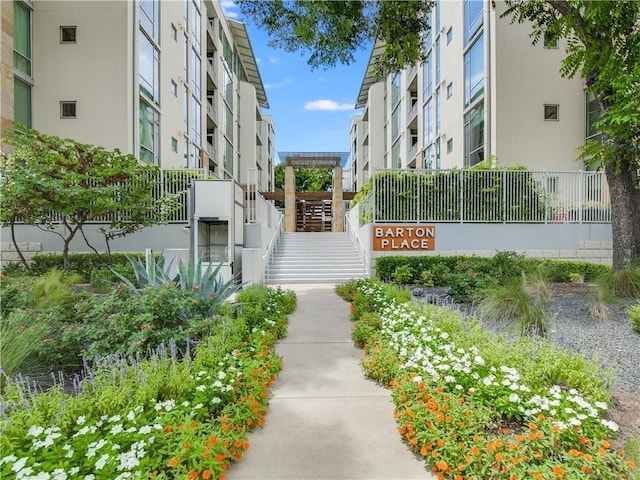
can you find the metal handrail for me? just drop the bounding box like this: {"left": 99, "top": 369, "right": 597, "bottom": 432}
{"left": 262, "top": 213, "right": 284, "bottom": 282}
{"left": 345, "top": 211, "right": 370, "bottom": 276}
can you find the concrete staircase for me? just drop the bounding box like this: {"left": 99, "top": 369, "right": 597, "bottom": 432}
{"left": 265, "top": 232, "right": 368, "bottom": 284}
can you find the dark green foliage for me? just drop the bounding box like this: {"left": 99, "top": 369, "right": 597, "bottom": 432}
{"left": 0, "top": 275, "right": 35, "bottom": 317}
{"left": 28, "top": 253, "right": 139, "bottom": 282}
{"left": 377, "top": 254, "right": 612, "bottom": 302}
{"left": 630, "top": 303, "right": 640, "bottom": 333}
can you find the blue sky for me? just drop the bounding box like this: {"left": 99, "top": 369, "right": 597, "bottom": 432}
{"left": 221, "top": 1, "right": 372, "bottom": 160}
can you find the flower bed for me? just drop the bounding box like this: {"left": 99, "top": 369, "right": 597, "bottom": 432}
{"left": 1, "top": 286, "right": 295, "bottom": 480}
{"left": 337, "top": 279, "right": 636, "bottom": 479}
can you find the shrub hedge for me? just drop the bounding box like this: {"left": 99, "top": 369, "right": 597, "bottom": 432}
{"left": 377, "top": 253, "right": 610, "bottom": 291}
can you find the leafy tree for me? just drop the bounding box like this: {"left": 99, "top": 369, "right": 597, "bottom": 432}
{"left": 273, "top": 164, "right": 333, "bottom": 192}
{"left": 241, "top": 0, "right": 640, "bottom": 270}
{"left": 237, "top": 1, "right": 432, "bottom": 77}
{"left": 503, "top": 0, "right": 640, "bottom": 269}
{"left": 0, "top": 128, "right": 178, "bottom": 270}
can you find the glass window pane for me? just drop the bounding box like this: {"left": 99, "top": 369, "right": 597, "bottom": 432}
{"left": 139, "top": 99, "right": 159, "bottom": 164}
{"left": 422, "top": 52, "right": 432, "bottom": 98}
{"left": 14, "top": 78, "right": 32, "bottom": 128}
{"left": 423, "top": 100, "right": 433, "bottom": 145}
{"left": 465, "top": 0, "right": 483, "bottom": 44}
{"left": 464, "top": 34, "right": 484, "bottom": 106}
{"left": 191, "top": 96, "right": 201, "bottom": 143}
{"left": 192, "top": 49, "right": 201, "bottom": 96}
{"left": 464, "top": 102, "right": 484, "bottom": 166}
{"left": 13, "top": 2, "right": 31, "bottom": 75}
{"left": 139, "top": 32, "right": 159, "bottom": 104}
{"left": 391, "top": 73, "right": 401, "bottom": 106}
{"left": 192, "top": 1, "right": 201, "bottom": 50}
{"left": 140, "top": 0, "right": 159, "bottom": 41}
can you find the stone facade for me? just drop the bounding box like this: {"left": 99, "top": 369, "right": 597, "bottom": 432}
{"left": 1, "top": 242, "right": 42, "bottom": 269}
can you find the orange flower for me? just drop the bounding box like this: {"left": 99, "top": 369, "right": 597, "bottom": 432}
{"left": 216, "top": 454, "right": 226, "bottom": 462}
{"left": 167, "top": 458, "right": 179, "bottom": 467}
{"left": 553, "top": 466, "right": 564, "bottom": 476}
{"left": 598, "top": 448, "right": 607, "bottom": 457}
{"left": 420, "top": 445, "right": 430, "bottom": 456}
{"left": 184, "top": 442, "right": 191, "bottom": 449}
{"left": 208, "top": 436, "right": 218, "bottom": 446}
{"left": 495, "top": 453, "right": 504, "bottom": 462}
{"left": 627, "top": 461, "right": 636, "bottom": 469}
{"left": 583, "top": 466, "right": 592, "bottom": 474}
{"left": 189, "top": 422, "right": 197, "bottom": 429}
{"left": 600, "top": 439, "right": 611, "bottom": 449}
{"left": 582, "top": 453, "right": 593, "bottom": 463}
{"left": 202, "top": 469, "right": 212, "bottom": 479}
{"left": 471, "top": 447, "right": 480, "bottom": 456}
{"left": 436, "top": 461, "right": 449, "bottom": 472}
{"left": 568, "top": 449, "right": 580, "bottom": 456}
{"left": 188, "top": 471, "right": 198, "bottom": 480}
{"left": 533, "top": 473, "right": 543, "bottom": 480}
{"left": 528, "top": 422, "right": 538, "bottom": 430}
{"left": 164, "top": 425, "right": 173, "bottom": 433}
{"left": 247, "top": 419, "right": 253, "bottom": 426}
{"left": 437, "top": 438, "right": 445, "bottom": 447}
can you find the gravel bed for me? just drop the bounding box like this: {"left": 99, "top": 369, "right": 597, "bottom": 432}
{"left": 412, "top": 287, "right": 640, "bottom": 396}
{"left": 544, "top": 295, "right": 640, "bottom": 395}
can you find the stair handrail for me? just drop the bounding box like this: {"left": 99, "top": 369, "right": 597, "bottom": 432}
{"left": 345, "top": 211, "right": 370, "bottom": 276}
{"left": 262, "top": 213, "right": 284, "bottom": 282}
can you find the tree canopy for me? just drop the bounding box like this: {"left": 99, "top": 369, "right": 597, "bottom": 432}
{"left": 237, "top": 0, "right": 432, "bottom": 77}
{"left": 273, "top": 163, "right": 333, "bottom": 192}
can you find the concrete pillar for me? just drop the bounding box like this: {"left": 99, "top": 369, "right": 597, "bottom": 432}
{"left": 284, "top": 165, "right": 296, "bottom": 232}
{"left": 332, "top": 166, "right": 344, "bottom": 232}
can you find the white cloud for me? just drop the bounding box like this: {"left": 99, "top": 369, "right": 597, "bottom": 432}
{"left": 220, "top": 0, "right": 240, "bottom": 18}
{"left": 265, "top": 77, "right": 292, "bottom": 89}
{"left": 304, "top": 100, "right": 355, "bottom": 111}
{"left": 268, "top": 55, "right": 280, "bottom": 64}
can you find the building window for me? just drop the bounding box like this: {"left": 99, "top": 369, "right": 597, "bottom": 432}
{"left": 13, "top": 2, "right": 31, "bottom": 76}
{"left": 543, "top": 32, "right": 559, "bottom": 49}
{"left": 191, "top": 1, "right": 201, "bottom": 51}
{"left": 391, "top": 72, "right": 401, "bottom": 106}
{"left": 60, "top": 101, "right": 77, "bottom": 118}
{"left": 464, "top": 0, "right": 483, "bottom": 45}
{"left": 392, "top": 140, "right": 402, "bottom": 169}
{"left": 435, "top": 38, "right": 441, "bottom": 84}
{"left": 191, "top": 96, "right": 201, "bottom": 144}
{"left": 14, "top": 77, "right": 32, "bottom": 128}
{"left": 544, "top": 104, "right": 559, "bottom": 121}
{"left": 60, "top": 26, "right": 77, "bottom": 43}
{"left": 139, "top": 0, "right": 159, "bottom": 42}
{"left": 171, "top": 23, "right": 177, "bottom": 41}
{"left": 586, "top": 91, "right": 602, "bottom": 141}
{"left": 436, "top": 87, "right": 441, "bottom": 134}
{"left": 464, "top": 34, "right": 484, "bottom": 106}
{"left": 171, "top": 136, "right": 178, "bottom": 152}
{"left": 464, "top": 102, "right": 484, "bottom": 166}
{"left": 447, "top": 82, "right": 453, "bottom": 98}
{"left": 446, "top": 27, "right": 452, "bottom": 44}
{"left": 139, "top": 99, "right": 159, "bottom": 164}
{"left": 392, "top": 104, "right": 402, "bottom": 140}
{"left": 171, "top": 80, "right": 177, "bottom": 96}
{"left": 447, "top": 138, "right": 453, "bottom": 154}
{"left": 139, "top": 32, "right": 159, "bottom": 104}
{"left": 191, "top": 48, "right": 201, "bottom": 97}
{"left": 423, "top": 99, "right": 433, "bottom": 145}
{"left": 422, "top": 52, "right": 432, "bottom": 99}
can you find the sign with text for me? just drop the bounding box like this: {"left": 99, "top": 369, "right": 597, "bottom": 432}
{"left": 372, "top": 224, "right": 436, "bottom": 251}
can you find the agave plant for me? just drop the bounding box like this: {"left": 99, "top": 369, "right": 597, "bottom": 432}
{"left": 177, "top": 256, "right": 240, "bottom": 313}
{"left": 111, "top": 254, "right": 240, "bottom": 314}
{"left": 110, "top": 255, "right": 177, "bottom": 292}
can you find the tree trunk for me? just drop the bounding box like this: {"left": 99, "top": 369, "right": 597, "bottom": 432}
{"left": 604, "top": 156, "right": 640, "bottom": 270}
{"left": 9, "top": 219, "right": 30, "bottom": 270}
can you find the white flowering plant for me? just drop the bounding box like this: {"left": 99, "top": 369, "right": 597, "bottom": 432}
{"left": 1, "top": 286, "right": 293, "bottom": 480}
{"left": 340, "top": 279, "right": 636, "bottom": 479}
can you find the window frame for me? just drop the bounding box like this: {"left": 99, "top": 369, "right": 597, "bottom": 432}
{"left": 60, "top": 101, "right": 77, "bottom": 119}
{"left": 544, "top": 104, "right": 559, "bottom": 121}
{"left": 60, "top": 26, "right": 77, "bottom": 44}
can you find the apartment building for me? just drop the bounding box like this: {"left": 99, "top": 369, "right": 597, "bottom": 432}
{"left": 351, "top": 0, "right": 596, "bottom": 191}
{"left": 1, "top": 0, "right": 272, "bottom": 186}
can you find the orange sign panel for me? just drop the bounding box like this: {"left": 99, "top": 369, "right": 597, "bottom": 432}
{"left": 372, "top": 224, "right": 436, "bottom": 251}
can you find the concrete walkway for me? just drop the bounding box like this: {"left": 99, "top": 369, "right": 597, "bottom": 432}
{"left": 227, "top": 284, "right": 434, "bottom": 480}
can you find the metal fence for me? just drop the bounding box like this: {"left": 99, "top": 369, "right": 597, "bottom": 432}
{"left": 16, "top": 168, "right": 213, "bottom": 225}
{"left": 362, "top": 169, "right": 610, "bottom": 224}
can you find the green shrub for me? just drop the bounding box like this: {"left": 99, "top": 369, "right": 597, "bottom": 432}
{"left": 630, "top": 302, "right": 640, "bottom": 333}
{"left": 392, "top": 264, "right": 415, "bottom": 284}
{"left": 335, "top": 279, "right": 360, "bottom": 302}
{"left": 446, "top": 270, "right": 497, "bottom": 303}
{"left": 32, "top": 269, "right": 82, "bottom": 308}
{"left": 0, "top": 275, "right": 35, "bottom": 317}
{"left": 352, "top": 312, "right": 381, "bottom": 348}
{"left": 28, "top": 253, "right": 142, "bottom": 281}
{"left": 419, "top": 270, "right": 435, "bottom": 287}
